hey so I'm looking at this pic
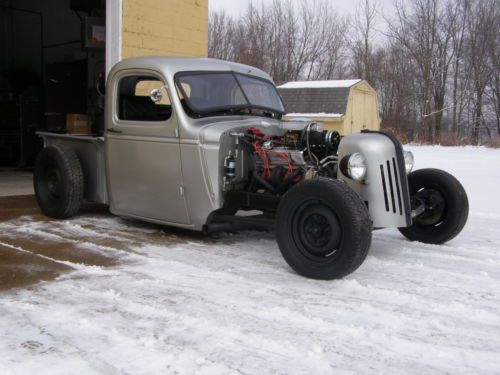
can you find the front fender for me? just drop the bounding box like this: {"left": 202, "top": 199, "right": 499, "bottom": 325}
{"left": 337, "top": 131, "right": 412, "bottom": 228}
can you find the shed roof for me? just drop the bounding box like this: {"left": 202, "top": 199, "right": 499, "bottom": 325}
{"left": 277, "top": 79, "right": 361, "bottom": 115}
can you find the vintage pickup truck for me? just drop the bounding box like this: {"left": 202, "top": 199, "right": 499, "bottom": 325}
{"left": 34, "top": 57, "right": 469, "bottom": 279}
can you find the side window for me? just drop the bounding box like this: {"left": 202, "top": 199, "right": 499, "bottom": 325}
{"left": 118, "top": 76, "right": 172, "bottom": 122}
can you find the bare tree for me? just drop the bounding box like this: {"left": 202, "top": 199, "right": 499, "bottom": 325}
{"left": 389, "top": 0, "right": 442, "bottom": 142}
{"left": 208, "top": 0, "right": 500, "bottom": 145}
{"left": 349, "top": 0, "right": 378, "bottom": 85}
{"left": 450, "top": 0, "right": 470, "bottom": 136}
{"left": 208, "top": 11, "right": 236, "bottom": 61}
{"left": 306, "top": 3, "right": 348, "bottom": 80}
{"left": 430, "top": 0, "right": 463, "bottom": 141}
{"left": 209, "top": 0, "right": 348, "bottom": 84}
{"left": 239, "top": 2, "right": 270, "bottom": 71}
{"left": 485, "top": 6, "right": 500, "bottom": 136}
{"left": 465, "top": 0, "right": 498, "bottom": 145}
{"left": 267, "top": 0, "right": 298, "bottom": 83}
{"left": 377, "top": 43, "right": 419, "bottom": 140}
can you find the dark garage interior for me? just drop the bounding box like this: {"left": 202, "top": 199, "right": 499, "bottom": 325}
{"left": 0, "top": 0, "right": 106, "bottom": 168}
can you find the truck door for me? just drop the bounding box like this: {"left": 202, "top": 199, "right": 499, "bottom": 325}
{"left": 105, "top": 71, "right": 190, "bottom": 224}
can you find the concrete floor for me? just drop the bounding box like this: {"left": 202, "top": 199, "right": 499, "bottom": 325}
{"left": 0, "top": 170, "right": 111, "bottom": 290}
{"left": 0, "top": 195, "right": 121, "bottom": 291}
{"left": 0, "top": 170, "right": 34, "bottom": 197}
{"left": 0, "top": 194, "right": 198, "bottom": 292}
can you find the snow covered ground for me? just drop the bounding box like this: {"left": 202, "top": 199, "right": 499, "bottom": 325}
{"left": 1, "top": 146, "right": 500, "bottom": 375}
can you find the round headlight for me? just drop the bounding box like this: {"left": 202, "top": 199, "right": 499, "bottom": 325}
{"left": 347, "top": 152, "right": 367, "bottom": 181}
{"left": 403, "top": 151, "right": 414, "bottom": 174}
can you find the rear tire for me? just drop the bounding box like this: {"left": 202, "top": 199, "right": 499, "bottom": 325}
{"left": 399, "top": 168, "right": 468, "bottom": 244}
{"left": 34, "top": 145, "right": 84, "bottom": 219}
{"left": 276, "top": 178, "right": 372, "bottom": 280}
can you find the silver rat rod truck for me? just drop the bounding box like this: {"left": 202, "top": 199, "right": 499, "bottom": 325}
{"left": 34, "top": 57, "right": 469, "bottom": 279}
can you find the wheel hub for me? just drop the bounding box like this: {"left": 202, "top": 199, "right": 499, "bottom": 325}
{"left": 414, "top": 188, "right": 446, "bottom": 226}
{"left": 304, "top": 213, "right": 332, "bottom": 247}
{"left": 294, "top": 203, "right": 342, "bottom": 259}
{"left": 45, "top": 167, "right": 62, "bottom": 199}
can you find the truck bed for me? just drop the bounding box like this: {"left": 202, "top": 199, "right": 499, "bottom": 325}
{"left": 37, "top": 132, "right": 108, "bottom": 204}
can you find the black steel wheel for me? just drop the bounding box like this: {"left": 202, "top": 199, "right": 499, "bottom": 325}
{"left": 293, "top": 203, "right": 342, "bottom": 259}
{"left": 276, "top": 178, "right": 372, "bottom": 280}
{"left": 399, "top": 168, "right": 468, "bottom": 244}
{"left": 34, "top": 145, "right": 84, "bottom": 219}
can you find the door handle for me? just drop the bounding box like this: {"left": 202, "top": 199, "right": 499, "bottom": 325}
{"left": 107, "top": 128, "right": 123, "bottom": 134}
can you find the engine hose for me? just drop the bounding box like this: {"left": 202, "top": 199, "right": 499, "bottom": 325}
{"left": 276, "top": 168, "right": 303, "bottom": 194}
{"left": 252, "top": 170, "right": 276, "bottom": 194}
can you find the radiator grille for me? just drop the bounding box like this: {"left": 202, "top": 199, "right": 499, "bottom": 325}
{"left": 380, "top": 158, "right": 403, "bottom": 215}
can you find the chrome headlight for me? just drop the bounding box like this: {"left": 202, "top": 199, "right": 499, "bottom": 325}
{"left": 403, "top": 151, "right": 414, "bottom": 174}
{"left": 344, "top": 152, "right": 367, "bottom": 181}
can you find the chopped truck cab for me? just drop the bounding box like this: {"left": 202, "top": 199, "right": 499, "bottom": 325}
{"left": 34, "top": 57, "right": 469, "bottom": 279}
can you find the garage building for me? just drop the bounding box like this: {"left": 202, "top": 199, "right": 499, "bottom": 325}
{"left": 0, "top": 0, "right": 208, "bottom": 167}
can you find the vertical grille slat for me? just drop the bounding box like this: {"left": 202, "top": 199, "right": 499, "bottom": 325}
{"left": 386, "top": 160, "right": 396, "bottom": 213}
{"left": 392, "top": 158, "right": 403, "bottom": 215}
{"left": 380, "top": 164, "right": 390, "bottom": 212}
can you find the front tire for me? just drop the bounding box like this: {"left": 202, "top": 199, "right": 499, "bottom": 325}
{"left": 34, "top": 145, "right": 84, "bottom": 219}
{"left": 399, "top": 168, "right": 468, "bottom": 244}
{"left": 276, "top": 178, "right": 372, "bottom": 280}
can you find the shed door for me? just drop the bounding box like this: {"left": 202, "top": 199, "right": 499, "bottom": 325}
{"left": 105, "top": 72, "right": 189, "bottom": 224}
{"left": 351, "top": 89, "right": 370, "bottom": 133}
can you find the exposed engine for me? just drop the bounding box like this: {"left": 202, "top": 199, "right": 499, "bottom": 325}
{"left": 223, "top": 122, "right": 341, "bottom": 195}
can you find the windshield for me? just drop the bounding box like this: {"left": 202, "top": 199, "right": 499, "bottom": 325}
{"left": 175, "top": 72, "right": 285, "bottom": 118}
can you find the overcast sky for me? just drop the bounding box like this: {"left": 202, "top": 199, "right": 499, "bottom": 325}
{"left": 208, "top": 0, "right": 396, "bottom": 18}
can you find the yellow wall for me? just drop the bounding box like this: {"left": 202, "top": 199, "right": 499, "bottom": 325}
{"left": 322, "top": 119, "right": 345, "bottom": 134}
{"left": 122, "top": 0, "right": 208, "bottom": 59}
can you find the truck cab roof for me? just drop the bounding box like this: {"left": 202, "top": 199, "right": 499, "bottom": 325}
{"left": 108, "top": 56, "right": 273, "bottom": 83}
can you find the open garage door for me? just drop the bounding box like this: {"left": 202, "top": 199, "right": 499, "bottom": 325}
{"left": 0, "top": 0, "right": 107, "bottom": 167}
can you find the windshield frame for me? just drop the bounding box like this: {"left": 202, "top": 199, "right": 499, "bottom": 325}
{"left": 174, "top": 70, "right": 286, "bottom": 117}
